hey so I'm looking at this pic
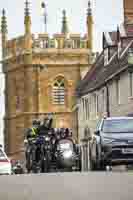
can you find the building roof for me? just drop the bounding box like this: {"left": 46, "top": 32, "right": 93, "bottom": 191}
{"left": 76, "top": 25, "right": 133, "bottom": 97}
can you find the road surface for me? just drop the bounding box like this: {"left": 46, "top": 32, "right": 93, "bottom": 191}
{"left": 0, "top": 172, "right": 133, "bottom": 200}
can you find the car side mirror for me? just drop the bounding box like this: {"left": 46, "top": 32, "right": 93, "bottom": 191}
{"left": 94, "top": 130, "right": 100, "bottom": 136}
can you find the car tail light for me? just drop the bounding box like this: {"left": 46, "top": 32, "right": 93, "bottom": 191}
{"left": 0, "top": 158, "right": 9, "bottom": 163}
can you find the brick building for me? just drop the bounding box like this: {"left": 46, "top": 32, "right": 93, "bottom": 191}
{"left": 124, "top": 0, "right": 133, "bottom": 22}
{"left": 1, "top": 1, "right": 93, "bottom": 159}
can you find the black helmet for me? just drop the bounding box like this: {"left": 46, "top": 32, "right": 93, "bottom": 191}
{"left": 37, "top": 119, "right": 41, "bottom": 126}
{"left": 32, "top": 119, "right": 39, "bottom": 126}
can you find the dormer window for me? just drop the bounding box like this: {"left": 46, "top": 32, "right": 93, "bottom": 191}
{"left": 104, "top": 48, "right": 109, "bottom": 66}
{"left": 118, "top": 41, "right": 122, "bottom": 58}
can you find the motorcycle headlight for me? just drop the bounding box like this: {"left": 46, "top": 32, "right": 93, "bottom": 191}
{"left": 45, "top": 137, "right": 50, "bottom": 141}
{"left": 63, "top": 150, "right": 73, "bottom": 158}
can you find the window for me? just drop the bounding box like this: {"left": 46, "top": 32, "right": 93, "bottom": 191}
{"left": 118, "top": 41, "right": 122, "bottom": 58}
{"left": 85, "top": 99, "right": 88, "bottom": 120}
{"left": 116, "top": 78, "right": 120, "bottom": 104}
{"left": 128, "top": 47, "right": 133, "bottom": 57}
{"left": 82, "top": 98, "right": 85, "bottom": 120}
{"left": 104, "top": 48, "right": 109, "bottom": 66}
{"left": 86, "top": 99, "right": 90, "bottom": 120}
{"left": 102, "top": 89, "right": 105, "bottom": 111}
{"left": 96, "top": 95, "right": 99, "bottom": 114}
{"left": 129, "top": 72, "right": 133, "bottom": 97}
{"left": 128, "top": 47, "right": 133, "bottom": 64}
{"left": 93, "top": 93, "right": 97, "bottom": 116}
{"left": 53, "top": 78, "right": 65, "bottom": 105}
{"left": 102, "top": 118, "right": 133, "bottom": 133}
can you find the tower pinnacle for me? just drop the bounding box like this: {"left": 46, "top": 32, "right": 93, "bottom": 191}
{"left": 61, "top": 9, "right": 68, "bottom": 35}
{"left": 86, "top": 0, "right": 93, "bottom": 50}
{"left": 1, "top": 9, "right": 7, "bottom": 34}
{"left": 24, "top": 0, "right": 31, "bottom": 35}
{"left": 1, "top": 9, "right": 8, "bottom": 58}
{"left": 25, "top": 0, "right": 30, "bottom": 16}
{"left": 87, "top": 0, "right": 92, "bottom": 16}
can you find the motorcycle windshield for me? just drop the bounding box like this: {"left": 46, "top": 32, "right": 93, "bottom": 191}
{"left": 58, "top": 139, "right": 73, "bottom": 151}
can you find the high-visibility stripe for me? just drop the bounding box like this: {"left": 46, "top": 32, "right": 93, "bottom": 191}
{"left": 31, "top": 128, "right": 36, "bottom": 136}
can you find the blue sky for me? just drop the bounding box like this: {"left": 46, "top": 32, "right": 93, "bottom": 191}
{"left": 0, "top": 0, "right": 124, "bottom": 145}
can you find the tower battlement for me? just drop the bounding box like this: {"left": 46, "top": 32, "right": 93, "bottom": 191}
{"left": 3, "top": 33, "right": 89, "bottom": 60}
{"left": 5, "top": 36, "right": 25, "bottom": 59}
{"left": 32, "top": 33, "right": 88, "bottom": 50}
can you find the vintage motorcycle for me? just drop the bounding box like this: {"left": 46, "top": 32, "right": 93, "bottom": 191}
{"left": 36, "top": 134, "right": 52, "bottom": 173}
{"left": 54, "top": 138, "right": 81, "bottom": 172}
{"left": 25, "top": 137, "right": 38, "bottom": 173}
{"left": 25, "top": 133, "right": 52, "bottom": 173}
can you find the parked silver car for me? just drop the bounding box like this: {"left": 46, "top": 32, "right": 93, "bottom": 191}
{"left": 89, "top": 117, "right": 133, "bottom": 170}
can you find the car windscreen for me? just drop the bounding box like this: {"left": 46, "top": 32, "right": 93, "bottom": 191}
{"left": 102, "top": 119, "right": 133, "bottom": 133}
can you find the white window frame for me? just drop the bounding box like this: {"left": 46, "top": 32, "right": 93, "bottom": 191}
{"left": 129, "top": 72, "right": 133, "bottom": 97}
{"left": 116, "top": 78, "right": 120, "bottom": 105}
{"left": 104, "top": 48, "right": 109, "bottom": 66}
{"left": 118, "top": 41, "right": 122, "bottom": 58}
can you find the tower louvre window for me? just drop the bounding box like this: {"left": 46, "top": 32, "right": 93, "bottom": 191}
{"left": 52, "top": 78, "right": 65, "bottom": 105}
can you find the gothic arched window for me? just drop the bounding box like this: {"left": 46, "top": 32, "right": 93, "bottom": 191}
{"left": 53, "top": 78, "right": 65, "bottom": 105}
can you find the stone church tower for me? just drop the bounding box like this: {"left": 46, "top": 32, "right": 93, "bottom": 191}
{"left": 1, "top": 0, "right": 93, "bottom": 160}
{"left": 124, "top": 0, "right": 133, "bottom": 22}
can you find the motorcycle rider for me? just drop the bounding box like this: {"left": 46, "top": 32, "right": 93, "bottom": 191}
{"left": 24, "top": 119, "right": 40, "bottom": 172}
{"left": 25, "top": 119, "right": 40, "bottom": 139}
{"left": 38, "top": 115, "right": 53, "bottom": 135}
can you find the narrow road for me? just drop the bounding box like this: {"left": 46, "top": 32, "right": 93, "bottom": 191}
{"left": 0, "top": 172, "right": 133, "bottom": 200}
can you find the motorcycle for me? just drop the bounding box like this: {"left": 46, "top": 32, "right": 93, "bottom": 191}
{"left": 35, "top": 134, "right": 52, "bottom": 173}
{"left": 25, "top": 137, "right": 38, "bottom": 173}
{"left": 25, "top": 134, "right": 52, "bottom": 173}
{"left": 12, "top": 161, "right": 24, "bottom": 174}
{"left": 55, "top": 138, "right": 81, "bottom": 172}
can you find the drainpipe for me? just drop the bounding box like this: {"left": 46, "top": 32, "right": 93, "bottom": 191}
{"left": 105, "top": 84, "right": 110, "bottom": 117}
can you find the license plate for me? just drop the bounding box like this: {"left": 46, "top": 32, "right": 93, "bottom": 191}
{"left": 122, "top": 148, "right": 133, "bottom": 154}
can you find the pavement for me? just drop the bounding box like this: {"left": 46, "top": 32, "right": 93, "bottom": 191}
{"left": 0, "top": 172, "right": 133, "bottom": 200}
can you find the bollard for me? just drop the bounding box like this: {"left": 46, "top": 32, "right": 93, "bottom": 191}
{"left": 81, "top": 138, "right": 89, "bottom": 171}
